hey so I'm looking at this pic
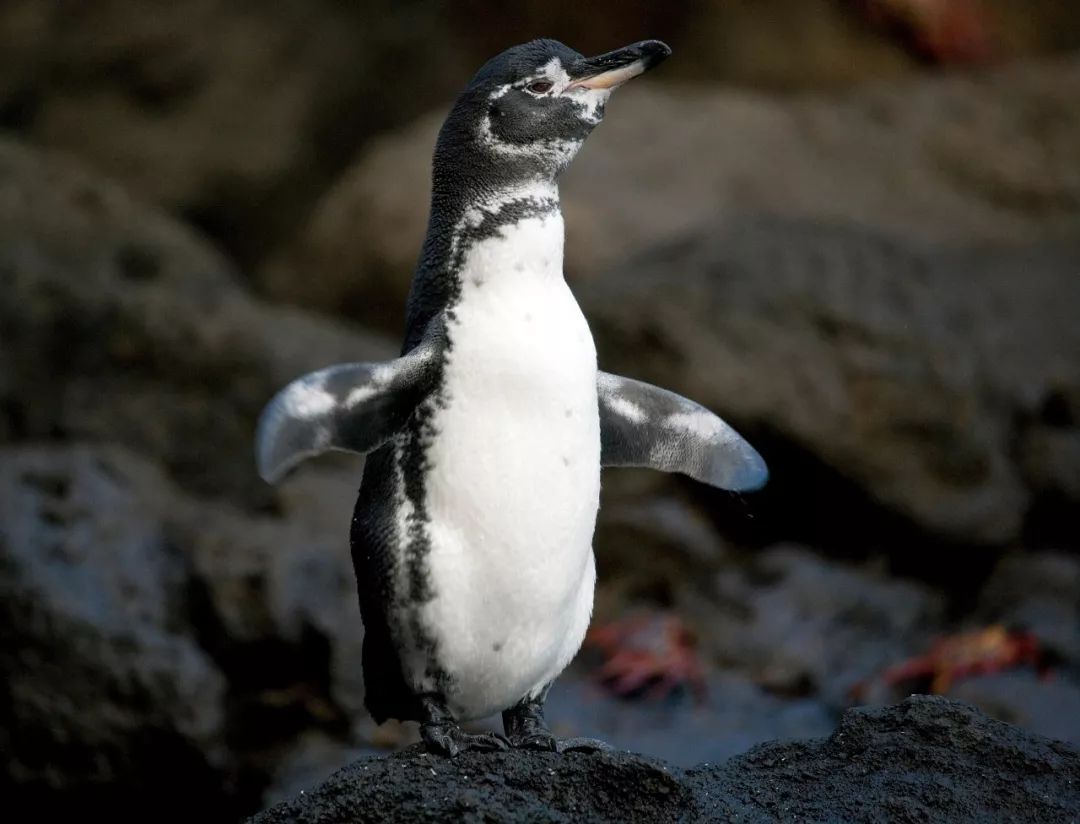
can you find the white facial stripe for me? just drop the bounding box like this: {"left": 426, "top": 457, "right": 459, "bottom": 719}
{"left": 479, "top": 55, "right": 611, "bottom": 164}
{"left": 519, "top": 57, "right": 571, "bottom": 94}
{"left": 565, "top": 87, "right": 610, "bottom": 124}
{"left": 478, "top": 111, "right": 582, "bottom": 163}
{"left": 534, "top": 56, "right": 610, "bottom": 121}
{"left": 489, "top": 58, "right": 570, "bottom": 100}
{"left": 538, "top": 57, "right": 569, "bottom": 88}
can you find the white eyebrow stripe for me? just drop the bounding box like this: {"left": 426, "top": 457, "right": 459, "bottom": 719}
{"left": 519, "top": 57, "right": 571, "bottom": 93}
{"left": 539, "top": 57, "right": 562, "bottom": 77}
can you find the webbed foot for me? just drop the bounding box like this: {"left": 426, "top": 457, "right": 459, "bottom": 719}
{"left": 419, "top": 692, "right": 509, "bottom": 757}
{"left": 513, "top": 731, "right": 559, "bottom": 751}
{"left": 501, "top": 686, "right": 613, "bottom": 751}
{"left": 421, "top": 723, "right": 509, "bottom": 757}
{"left": 503, "top": 686, "right": 611, "bottom": 752}
{"left": 503, "top": 689, "right": 557, "bottom": 750}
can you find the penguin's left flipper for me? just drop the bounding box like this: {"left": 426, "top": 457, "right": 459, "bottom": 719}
{"left": 597, "top": 371, "right": 768, "bottom": 491}
{"left": 255, "top": 339, "right": 439, "bottom": 484}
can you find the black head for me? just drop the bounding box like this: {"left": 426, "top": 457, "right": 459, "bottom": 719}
{"left": 432, "top": 38, "right": 671, "bottom": 193}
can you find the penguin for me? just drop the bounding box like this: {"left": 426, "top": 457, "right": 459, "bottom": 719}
{"left": 255, "top": 38, "right": 768, "bottom": 756}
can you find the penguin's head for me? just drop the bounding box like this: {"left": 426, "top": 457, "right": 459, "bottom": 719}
{"left": 434, "top": 38, "right": 671, "bottom": 187}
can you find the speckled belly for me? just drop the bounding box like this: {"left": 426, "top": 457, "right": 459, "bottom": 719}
{"left": 399, "top": 220, "right": 601, "bottom": 719}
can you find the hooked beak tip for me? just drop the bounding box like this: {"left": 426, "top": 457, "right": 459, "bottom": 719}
{"left": 569, "top": 39, "right": 672, "bottom": 91}
{"left": 642, "top": 40, "right": 673, "bottom": 64}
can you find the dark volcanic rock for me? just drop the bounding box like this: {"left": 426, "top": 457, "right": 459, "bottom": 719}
{"left": 696, "top": 696, "right": 1080, "bottom": 823}
{"left": 257, "top": 746, "right": 691, "bottom": 824}
{"left": 582, "top": 216, "right": 1080, "bottom": 545}
{"left": 4, "top": 3, "right": 1078, "bottom": 275}
{"left": 949, "top": 671, "right": 1080, "bottom": 747}
{"left": 0, "top": 445, "right": 227, "bottom": 811}
{"left": 251, "top": 696, "right": 1080, "bottom": 823}
{"left": 0, "top": 0, "right": 461, "bottom": 268}
{"left": 0, "top": 137, "right": 393, "bottom": 503}
{"left": 704, "top": 545, "right": 945, "bottom": 702}
{"left": 0, "top": 443, "right": 367, "bottom": 816}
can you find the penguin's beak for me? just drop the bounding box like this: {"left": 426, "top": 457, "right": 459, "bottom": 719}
{"left": 567, "top": 40, "right": 672, "bottom": 91}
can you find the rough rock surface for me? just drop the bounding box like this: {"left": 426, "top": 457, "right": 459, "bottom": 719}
{"left": 581, "top": 216, "right": 1080, "bottom": 544}
{"left": 251, "top": 697, "right": 1080, "bottom": 823}
{"left": 0, "top": 445, "right": 227, "bottom": 810}
{"left": 262, "top": 54, "right": 1080, "bottom": 324}
{"left": 0, "top": 442, "right": 365, "bottom": 816}
{"left": 2, "top": 0, "right": 1064, "bottom": 276}
{"left": 4, "top": 2, "right": 1079, "bottom": 273}
{"left": 704, "top": 545, "right": 944, "bottom": 701}
{"left": 0, "top": 137, "right": 393, "bottom": 503}
{"left": 0, "top": 0, "right": 461, "bottom": 267}
{"left": 0, "top": 133, "right": 396, "bottom": 807}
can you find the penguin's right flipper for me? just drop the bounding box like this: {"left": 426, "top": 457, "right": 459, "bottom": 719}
{"left": 597, "top": 371, "right": 768, "bottom": 491}
{"left": 255, "top": 339, "right": 440, "bottom": 483}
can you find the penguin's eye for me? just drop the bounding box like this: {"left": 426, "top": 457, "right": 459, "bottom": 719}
{"left": 525, "top": 80, "right": 554, "bottom": 95}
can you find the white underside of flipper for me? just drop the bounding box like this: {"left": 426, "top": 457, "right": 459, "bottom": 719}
{"left": 400, "top": 210, "right": 601, "bottom": 721}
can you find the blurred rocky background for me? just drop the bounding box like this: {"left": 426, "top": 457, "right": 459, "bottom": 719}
{"left": 1, "top": 1, "right": 1079, "bottom": 820}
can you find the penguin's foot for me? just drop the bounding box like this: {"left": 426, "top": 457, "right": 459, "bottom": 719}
{"left": 421, "top": 723, "right": 510, "bottom": 757}
{"left": 513, "top": 732, "right": 559, "bottom": 751}
{"left": 419, "top": 693, "right": 509, "bottom": 757}
{"left": 502, "top": 693, "right": 556, "bottom": 750}
{"left": 503, "top": 687, "right": 613, "bottom": 753}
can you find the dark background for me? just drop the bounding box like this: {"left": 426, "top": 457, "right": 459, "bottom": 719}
{"left": 1, "top": 1, "right": 1079, "bottom": 820}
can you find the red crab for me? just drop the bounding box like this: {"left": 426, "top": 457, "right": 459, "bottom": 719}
{"left": 850, "top": 625, "right": 1048, "bottom": 700}
{"left": 585, "top": 611, "right": 707, "bottom": 702}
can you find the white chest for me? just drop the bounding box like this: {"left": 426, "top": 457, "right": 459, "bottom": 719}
{"left": 410, "top": 212, "right": 601, "bottom": 718}
{"left": 430, "top": 211, "right": 600, "bottom": 543}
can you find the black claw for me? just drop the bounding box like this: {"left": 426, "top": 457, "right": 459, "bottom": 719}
{"left": 422, "top": 724, "right": 509, "bottom": 757}
{"left": 421, "top": 723, "right": 458, "bottom": 757}
{"left": 503, "top": 687, "right": 555, "bottom": 749}
{"left": 511, "top": 732, "right": 558, "bottom": 751}
{"left": 470, "top": 731, "right": 511, "bottom": 752}
{"left": 420, "top": 693, "right": 509, "bottom": 757}
{"left": 502, "top": 685, "right": 610, "bottom": 753}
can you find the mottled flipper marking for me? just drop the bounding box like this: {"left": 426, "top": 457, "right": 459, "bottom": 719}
{"left": 255, "top": 339, "right": 439, "bottom": 483}
{"left": 597, "top": 371, "right": 768, "bottom": 491}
